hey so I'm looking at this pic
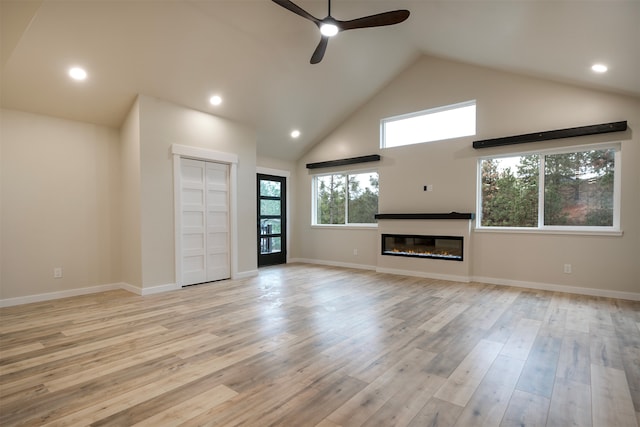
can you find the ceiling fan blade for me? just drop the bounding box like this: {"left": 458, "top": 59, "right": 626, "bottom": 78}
{"left": 338, "top": 9, "right": 410, "bottom": 31}
{"left": 272, "top": 0, "right": 320, "bottom": 24}
{"left": 310, "top": 37, "right": 329, "bottom": 64}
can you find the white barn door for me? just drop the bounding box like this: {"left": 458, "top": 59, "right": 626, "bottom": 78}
{"left": 179, "top": 158, "right": 230, "bottom": 286}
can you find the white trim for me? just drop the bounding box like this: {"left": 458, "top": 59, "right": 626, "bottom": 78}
{"left": 291, "top": 258, "right": 639, "bottom": 302}
{"left": 173, "top": 154, "right": 183, "bottom": 286}
{"left": 230, "top": 162, "right": 238, "bottom": 280}
{"left": 256, "top": 166, "right": 290, "bottom": 179}
{"left": 290, "top": 258, "right": 376, "bottom": 271}
{"left": 171, "top": 144, "right": 238, "bottom": 164}
{"left": 3, "top": 267, "right": 637, "bottom": 308}
{"left": 473, "top": 276, "right": 640, "bottom": 302}
{"left": 311, "top": 224, "right": 378, "bottom": 230}
{"left": 376, "top": 267, "right": 471, "bottom": 283}
{"left": 119, "top": 282, "right": 143, "bottom": 295}
{"left": 140, "top": 283, "right": 180, "bottom": 295}
{"left": 0, "top": 283, "right": 128, "bottom": 307}
{"left": 172, "top": 144, "right": 238, "bottom": 287}
{"left": 233, "top": 269, "right": 259, "bottom": 280}
{"left": 474, "top": 227, "right": 623, "bottom": 237}
{"left": 0, "top": 282, "right": 184, "bottom": 307}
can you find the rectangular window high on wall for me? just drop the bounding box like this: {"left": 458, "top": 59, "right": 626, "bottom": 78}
{"left": 313, "top": 170, "right": 379, "bottom": 226}
{"left": 477, "top": 143, "right": 621, "bottom": 232}
{"left": 381, "top": 100, "right": 476, "bottom": 149}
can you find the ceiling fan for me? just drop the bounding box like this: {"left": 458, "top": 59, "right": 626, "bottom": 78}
{"left": 272, "top": 0, "right": 410, "bottom": 64}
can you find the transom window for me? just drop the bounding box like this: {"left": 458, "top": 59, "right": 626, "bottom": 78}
{"left": 313, "top": 171, "right": 379, "bottom": 226}
{"left": 477, "top": 143, "right": 621, "bottom": 232}
{"left": 381, "top": 100, "right": 476, "bottom": 149}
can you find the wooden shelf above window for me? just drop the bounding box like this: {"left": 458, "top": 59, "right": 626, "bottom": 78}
{"left": 472, "top": 121, "right": 627, "bottom": 149}
{"left": 306, "top": 154, "right": 380, "bottom": 169}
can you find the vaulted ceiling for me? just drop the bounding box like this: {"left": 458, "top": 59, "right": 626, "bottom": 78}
{"left": 2, "top": 1, "right": 639, "bottom": 161}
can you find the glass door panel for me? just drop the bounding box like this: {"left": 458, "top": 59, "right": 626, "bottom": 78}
{"left": 257, "top": 174, "right": 286, "bottom": 266}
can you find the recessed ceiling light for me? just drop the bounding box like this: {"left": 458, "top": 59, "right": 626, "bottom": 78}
{"left": 291, "top": 130, "right": 301, "bottom": 138}
{"left": 591, "top": 63, "right": 608, "bottom": 73}
{"left": 209, "top": 95, "right": 222, "bottom": 106}
{"left": 68, "top": 67, "right": 87, "bottom": 81}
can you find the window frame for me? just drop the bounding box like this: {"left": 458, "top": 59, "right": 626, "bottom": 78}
{"left": 476, "top": 142, "right": 622, "bottom": 235}
{"left": 311, "top": 168, "right": 379, "bottom": 228}
{"left": 380, "top": 100, "right": 476, "bottom": 149}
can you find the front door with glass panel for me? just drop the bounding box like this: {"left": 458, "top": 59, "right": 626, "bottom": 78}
{"left": 257, "top": 174, "right": 286, "bottom": 266}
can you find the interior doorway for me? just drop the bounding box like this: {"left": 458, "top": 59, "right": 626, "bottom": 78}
{"left": 257, "top": 174, "right": 286, "bottom": 267}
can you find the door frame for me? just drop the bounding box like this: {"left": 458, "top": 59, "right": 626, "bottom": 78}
{"left": 172, "top": 144, "right": 238, "bottom": 287}
{"left": 256, "top": 167, "right": 290, "bottom": 265}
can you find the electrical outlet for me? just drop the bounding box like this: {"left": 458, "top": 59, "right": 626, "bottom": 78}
{"left": 423, "top": 185, "right": 433, "bottom": 192}
{"left": 53, "top": 267, "right": 63, "bottom": 278}
{"left": 563, "top": 264, "right": 572, "bottom": 274}
{"left": 353, "top": 249, "right": 358, "bottom": 256}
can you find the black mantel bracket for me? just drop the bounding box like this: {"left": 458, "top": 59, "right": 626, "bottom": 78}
{"left": 375, "top": 212, "right": 475, "bottom": 220}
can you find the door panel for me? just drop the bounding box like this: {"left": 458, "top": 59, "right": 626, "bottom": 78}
{"left": 257, "top": 174, "right": 286, "bottom": 267}
{"left": 179, "top": 158, "right": 230, "bottom": 286}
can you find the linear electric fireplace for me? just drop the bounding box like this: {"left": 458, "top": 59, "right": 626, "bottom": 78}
{"left": 381, "top": 234, "right": 463, "bottom": 261}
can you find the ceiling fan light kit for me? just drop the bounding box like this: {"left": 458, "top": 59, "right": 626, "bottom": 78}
{"left": 272, "top": 0, "right": 410, "bottom": 64}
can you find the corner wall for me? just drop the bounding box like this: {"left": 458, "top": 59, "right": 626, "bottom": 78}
{"left": 120, "top": 98, "right": 142, "bottom": 288}
{"left": 295, "top": 55, "right": 640, "bottom": 297}
{"left": 0, "top": 109, "right": 121, "bottom": 299}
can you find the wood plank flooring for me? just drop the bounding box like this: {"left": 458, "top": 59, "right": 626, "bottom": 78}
{"left": 1, "top": 263, "right": 638, "bottom": 426}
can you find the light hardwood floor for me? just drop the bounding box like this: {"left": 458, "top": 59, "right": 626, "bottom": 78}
{"left": 1, "top": 263, "right": 638, "bottom": 426}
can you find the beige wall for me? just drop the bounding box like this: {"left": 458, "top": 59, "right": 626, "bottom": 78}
{"left": 138, "top": 95, "right": 258, "bottom": 287}
{"left": 119, "top": 99, "right": 142, "bottom": 288}
{"left": 0, "top": 109, "right": 120, "bottom": 299}
{"left": 1, "top": 96, "right": 258, "bottom": 300}
{"left": 296, "top": 55, "right": 640, "bottom": 295}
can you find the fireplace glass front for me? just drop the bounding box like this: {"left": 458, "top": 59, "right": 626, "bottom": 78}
{"left": 381, "top": 234, "right": 463, "bottom": 261}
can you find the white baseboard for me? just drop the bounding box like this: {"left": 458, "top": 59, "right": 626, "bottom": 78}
{"left": 290, "top": 258, "right": 377, "bottom": 271}
{"left": 118, "top": 282, "right": 143, "bottom": 295}
{"left": 233, "top": 269, "right": 259, "bottom": 280}
{"left": 140, "top": 283, "right": 180, "bottom": 295}
{"left": 376, "top": 267, "right": 471, "bottom": 283}
{"left": 473, "top": 276, "right": 640, "bottom": 301}
{"left": 3, "top": 266, "right": 636, "bottom": 307}
{"left": 0, "top": 283, "right": 124, "bottom": 308}
{"left": 290, "top": 258, "right": 639, "bottom": 301}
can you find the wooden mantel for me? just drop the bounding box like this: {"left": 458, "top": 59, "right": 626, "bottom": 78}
{"left": 374, "top": 212, "right": 475, "bottom": 220}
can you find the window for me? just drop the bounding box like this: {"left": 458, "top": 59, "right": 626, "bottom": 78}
{"left": 313, "top": 171, "right": 379, "bottom": 225}
{"left": 381, "top": 100, "right": 476, "bottom": 149}
{"left": 478, "top": 144, "right": 620, "bottom": 231}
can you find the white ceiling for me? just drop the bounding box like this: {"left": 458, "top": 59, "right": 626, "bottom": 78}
{"left": 2, "top": 0, "right": 639, "bottom": 161}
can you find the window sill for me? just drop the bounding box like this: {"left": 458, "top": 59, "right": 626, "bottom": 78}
{"left": 311, "top": 224, "right": 378, "bottom": 230}
{"left": 474, "top": 227, "right": 623, "bottom": 237}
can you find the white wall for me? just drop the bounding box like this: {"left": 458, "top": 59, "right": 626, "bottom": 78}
{"left": 138, "top": 95, "right": 258, "bottom": 288}
{"left": 295, "top": 55, "right": 640, "bottom": 297}
{"left": 1, "top": 109, "right": 121, "bottom": 299}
